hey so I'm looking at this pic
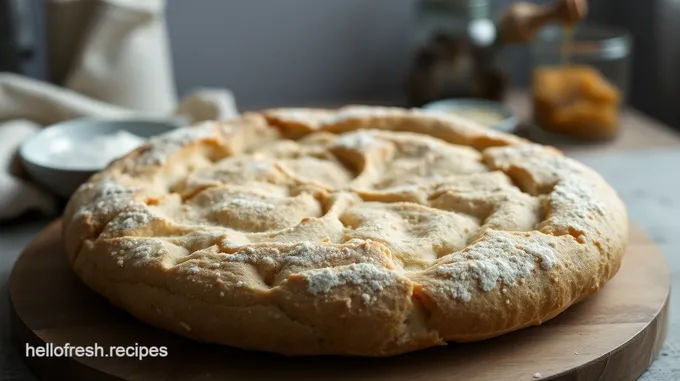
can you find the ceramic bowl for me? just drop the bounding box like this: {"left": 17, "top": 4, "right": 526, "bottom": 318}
{"left": 421, "top": 98, "right": 519, "bottom": 133}
{"left": 20, "top": 118, "right": 179, "bottom": 199}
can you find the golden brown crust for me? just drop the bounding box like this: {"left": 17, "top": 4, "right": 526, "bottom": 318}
{"left": 63, "top": 106, "right": 627, "bottom": 356}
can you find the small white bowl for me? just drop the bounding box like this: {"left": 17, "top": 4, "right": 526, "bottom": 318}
{"left": 421, "top": 98, "right": 519, "bottom": 133}
{"left": 20, "top": 118, "right": 179, "bottom": 199}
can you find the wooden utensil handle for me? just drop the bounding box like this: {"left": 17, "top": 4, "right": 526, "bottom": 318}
{"left": 497, "top": 0, "right": 588, "bottom": 44}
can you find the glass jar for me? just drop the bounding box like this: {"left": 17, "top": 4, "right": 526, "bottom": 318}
{"left": 530, "top": 24, "right": 632, "bottom": 141}
{"left": 413, "top": 0, "right": 495, "bottom": 42}
{"left": 406, "top": 0, "right": 509, "bottom": 107}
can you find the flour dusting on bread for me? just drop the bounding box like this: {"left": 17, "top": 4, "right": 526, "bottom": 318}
{"left": 63, "top": 106, "right": 627, "bottom": 356}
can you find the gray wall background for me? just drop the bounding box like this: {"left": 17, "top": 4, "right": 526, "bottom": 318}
{"left": 167, "top": 0, "right": 416, "bottom": 109}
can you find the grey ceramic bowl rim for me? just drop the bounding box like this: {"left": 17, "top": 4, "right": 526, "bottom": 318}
{"left": 420, "top": 98, "right": 519, "bottom": 133}
{"left": 19, "top": 117, "right": 180, "bottom": 173}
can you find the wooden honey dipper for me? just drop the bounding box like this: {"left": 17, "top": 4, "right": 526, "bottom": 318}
{"left": 497, "top": 0, "right": 588, "bottom": 44}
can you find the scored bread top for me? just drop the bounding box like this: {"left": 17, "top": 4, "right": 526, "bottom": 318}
{"left": 63, "top": 106, "right": 628, "bottom": 356}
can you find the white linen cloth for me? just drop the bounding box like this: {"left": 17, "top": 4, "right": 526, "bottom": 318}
{"left": 0, "top": 74, "right": 237, "bottom": 221}
{"left": 46, "top": 0, "right": 177, "bottom": 113}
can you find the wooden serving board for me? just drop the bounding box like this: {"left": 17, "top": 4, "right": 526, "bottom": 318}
{"left": 9, "top": 220, "right": 670, "bottom": 381}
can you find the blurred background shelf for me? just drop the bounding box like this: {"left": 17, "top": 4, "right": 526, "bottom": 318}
{"left": 3, "top": 0, "right": 680, "bottom": 129}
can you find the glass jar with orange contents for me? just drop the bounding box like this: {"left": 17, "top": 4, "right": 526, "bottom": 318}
{"left": 530, "top": 24, "right": 631, "bottom": 141}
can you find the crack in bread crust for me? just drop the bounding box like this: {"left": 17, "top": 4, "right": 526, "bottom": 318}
{"left": 63, "top": 106, "right": 628, "bottom": 356}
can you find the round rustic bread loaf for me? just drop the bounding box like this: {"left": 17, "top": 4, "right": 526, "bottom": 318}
{"left": 63, "top": 106, "right": 628, "bottom": 356}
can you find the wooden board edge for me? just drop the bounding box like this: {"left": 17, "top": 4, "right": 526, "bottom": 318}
{"left": 548, "top": 293, "right": 670, "bottom": 380}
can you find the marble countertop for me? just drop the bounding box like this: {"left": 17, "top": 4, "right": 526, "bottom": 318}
{"left": 1, "top": 148, "right": 678, "bottom": 381}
